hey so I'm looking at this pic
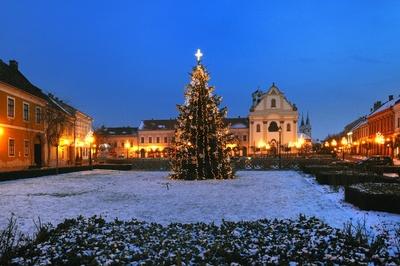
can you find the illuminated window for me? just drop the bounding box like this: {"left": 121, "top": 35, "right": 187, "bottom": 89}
{"left": 35, "top": 107, "right": 42, "bottom": 124}
{"left": 256, "top": 124, "right": 261, "bottom": 132}
{"left": 7, "top": 97, "right": 15, "bottom": 118}
{"left": 23, "top": 102, "right": 30, "bottom": 121}
{"left": 8, "top": 139, "right": 15, "bottom": 157}
{"left": 271, "top": 99, "right": 276, "bottom": 108}
{"left": 24, "top": 140, "right": 30, "bottom": 157}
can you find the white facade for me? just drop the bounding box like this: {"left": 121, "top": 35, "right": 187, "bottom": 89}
{"left": 249, "top": 84, "right": 298, "bottom": 154}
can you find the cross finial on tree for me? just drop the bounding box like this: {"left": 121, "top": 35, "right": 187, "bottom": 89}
{"left": 195, "top": 49, "right": 203, "bottom": 63}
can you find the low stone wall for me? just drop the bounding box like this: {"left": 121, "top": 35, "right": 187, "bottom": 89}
{"left": 0, "top": 164, "right": 133, "bottom": 182}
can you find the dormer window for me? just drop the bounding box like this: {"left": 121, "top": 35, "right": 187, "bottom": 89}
{"left": 271, "top": 99, "right": 276, "bottom": 108}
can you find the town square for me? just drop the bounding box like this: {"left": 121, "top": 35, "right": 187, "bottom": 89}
{"left": 0, "top": 1, "right": 400, "bottom": 265}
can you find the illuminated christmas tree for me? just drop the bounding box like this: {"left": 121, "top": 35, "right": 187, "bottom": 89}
{"left": 170, "top": 49, "right": 234, "bottom": 180}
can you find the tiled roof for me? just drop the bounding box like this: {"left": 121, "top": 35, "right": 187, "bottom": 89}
{"left": 0, "top": 59, "right": 48, "bottom": 101}
{"left": 139, "top": 117, "right": 249, "bottom": 131}
{"left": 96, "top": 126, "right": 138, "bottom": 136}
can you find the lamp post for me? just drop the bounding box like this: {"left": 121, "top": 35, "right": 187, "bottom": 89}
{"left": 374, "top": 132, "right": 385, "bottom": 155}
{"left": 124, "top": 141, "right": 131, "bottom": 159}
{"left": 341, "top": 137, "right": 348, "bottom": 160}
{"left": 278, "top": 126, "right": 282, "bottom": 169}
{"left": 85, "top": 131, "right": 95, "bottom": 166}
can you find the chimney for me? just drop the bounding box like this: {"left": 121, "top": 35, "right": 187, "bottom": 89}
{"left": 389, "top": 95, "right": 394, "bottom": 101}
{"left": 373, "top": 101, "right": 382, "bottom": 111}
{"left": 9, "top": 60, "right": 18, "bottom": 71}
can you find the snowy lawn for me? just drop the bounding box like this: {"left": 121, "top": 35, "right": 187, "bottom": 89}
{"left": 0, "top": 170, "right": 399, "bottom": 235}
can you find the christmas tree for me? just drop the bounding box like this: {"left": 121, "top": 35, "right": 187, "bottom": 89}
{"left": 170, "top": 49, "right": 235, "bottom": 180}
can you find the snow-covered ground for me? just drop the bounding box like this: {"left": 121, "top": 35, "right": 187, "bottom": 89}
{"left": 0, "top": 170, "right": 399, "bottom": 235}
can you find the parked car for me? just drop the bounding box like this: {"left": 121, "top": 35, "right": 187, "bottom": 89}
{"left": 357, "top": 156, "right": 394, "bottom": 167}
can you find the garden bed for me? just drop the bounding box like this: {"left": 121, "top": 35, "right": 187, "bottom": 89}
{"left": 5, "top": 215, "right": 399, "bottom": 265}
{"left": 345, "top": 183, "right": 400, "bottom": 214}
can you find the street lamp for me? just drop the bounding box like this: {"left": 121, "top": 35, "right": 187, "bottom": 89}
{"left": 375, "top": 132, "right": 385, "bottom": 155}
{"left": 278, "top": 126, "right": 282, "bottom": 169}
{"left": 341, "top": 137, "right": 348, "bottom": 160}
{"left": 124, "top": 141, "right": 131, "bottom": 159}
{"left": 85, "top": 131, "right": 95, "bottom": 166}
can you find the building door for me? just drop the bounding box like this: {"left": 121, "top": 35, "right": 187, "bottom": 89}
{"left": 34, "top": 136, "right": 42, "bottom": 167}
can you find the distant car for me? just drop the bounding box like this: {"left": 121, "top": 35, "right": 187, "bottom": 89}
{"left": 357, "top": 156, "right": 394, "bottom": 167}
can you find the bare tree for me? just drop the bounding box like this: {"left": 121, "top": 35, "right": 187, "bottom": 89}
{"left": 43, "top": 105, "right": 69, "bottom": 168}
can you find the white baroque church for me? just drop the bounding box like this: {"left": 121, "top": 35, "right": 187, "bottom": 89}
{"left": 248, "top": 83, "right": 300, "bottom": 153}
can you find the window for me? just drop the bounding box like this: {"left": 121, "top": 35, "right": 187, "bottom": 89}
{"left": 149, "top": 137, "right": 152, "bottom": 143}
{"left": 243, "top": 135, "right": 247, "bottom": 141}
{"left": 398, "top": 117, "right": 400, "bottom": 128}
{"left": 7, "top": 97, "right": 15, "bottom": 118}
{"left": 8, "top": 139, "right": 15, "bottom": 157}
{"left": 156, "top": 137, "right": 160, "bottom": 143}
{"left": 35, "top": 107, "right": 42, "bottom": 124}
{"left": 271, "top": 99, "right": 276, "bottom": 108}
{"left": 23, "top": 102, "right": 30, "bottom": 121}
{"left": 141, "top": 137, "right": 145, "bottom": 144}
{"left": 164, "top": 137, "right": 168, "bottom": 143}
{"left": 256, "top": 124, "right": 261, "bottom": 132}
{"left": 268, "top": 121, "right": 279, "bottom": 132}
{"left": 24, "top": 140, "right": 30, "bottom": 157}
{"left": 286, "top": 123, "right": 291, "bottom": 132}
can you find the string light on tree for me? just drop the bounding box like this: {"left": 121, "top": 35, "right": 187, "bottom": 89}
{"left": 170, "top": 49, "right": 234, "bottom": 180}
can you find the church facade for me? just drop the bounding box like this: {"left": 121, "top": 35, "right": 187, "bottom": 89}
{"left": 248, "top": 83, "right": 299, "bottom": 155}
{"left": 97, "top": 83, "right": 310, "bottom": 158}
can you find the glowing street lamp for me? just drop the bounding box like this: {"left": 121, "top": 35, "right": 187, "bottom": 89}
{"left": 374, "top": 132, "right": 385, "bottom": 155}
{"left": 324, "top": 141, "right": 330, "bottom": 148}
{"left": 341, "top": 137, "right": 348, "bottom": 160}
{"left": 85, "top": 131, "right": 95, "bottom": 166}
{"left": 331, "top": 139, "right": 337, "bottom": 147}
{"left": 124, "top": 141, "right": 131, "bottom": 159}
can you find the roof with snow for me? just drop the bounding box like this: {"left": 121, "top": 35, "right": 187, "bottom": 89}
{"left": 139, "top": 117, "right": 249, "bottom": 131}
{"left": 369, "top": 95, "right": 399, "bottom": 117}
{"left": 96, "top": 126, "right": 138, "bottom": 136}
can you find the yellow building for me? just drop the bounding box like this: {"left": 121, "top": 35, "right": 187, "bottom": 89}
{"left": 0, "top": 60, "right": 48, "bottom": 169}
{"left": 48, "top": 94, "right": 94, "bottom": 166}
{"left": 95, "top": 126, "right": 138, "bottom": 159}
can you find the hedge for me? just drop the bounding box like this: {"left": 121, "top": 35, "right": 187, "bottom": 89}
{"left": 345, "top": 183, "right": 400, "bottom": 214}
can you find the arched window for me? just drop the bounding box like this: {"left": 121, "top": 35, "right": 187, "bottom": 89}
{"left": 286, "top": 123, "right": 291, "bottom": 132}
{"left": 256, "top": 124, "right": 261, "bottom": 132}
{"left": 268, "top": 121, "right": 279, "bottom": 132}
{"left": 271, "top": 99, "right": 276, "bottom": 108}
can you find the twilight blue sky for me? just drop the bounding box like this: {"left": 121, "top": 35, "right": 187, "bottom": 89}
{"left": 1, "top": 1, "right": 400, "bottom": 139}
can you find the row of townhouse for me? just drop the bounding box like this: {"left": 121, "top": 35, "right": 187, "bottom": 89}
{"left": 95, "top": 118, "right": 249, "bottom": 159}
{"left": 95, "top": 83, "right": 311, "bottom": 159}
{"left": 0, "top": 59, "right": 93, "bottom": 170}
{"left": 340, "top": 95, "right": 400, "bottom": 158}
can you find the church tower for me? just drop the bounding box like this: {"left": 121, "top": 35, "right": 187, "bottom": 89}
{"left": 299, "top": 112, "right": 312, "bottom": 138}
